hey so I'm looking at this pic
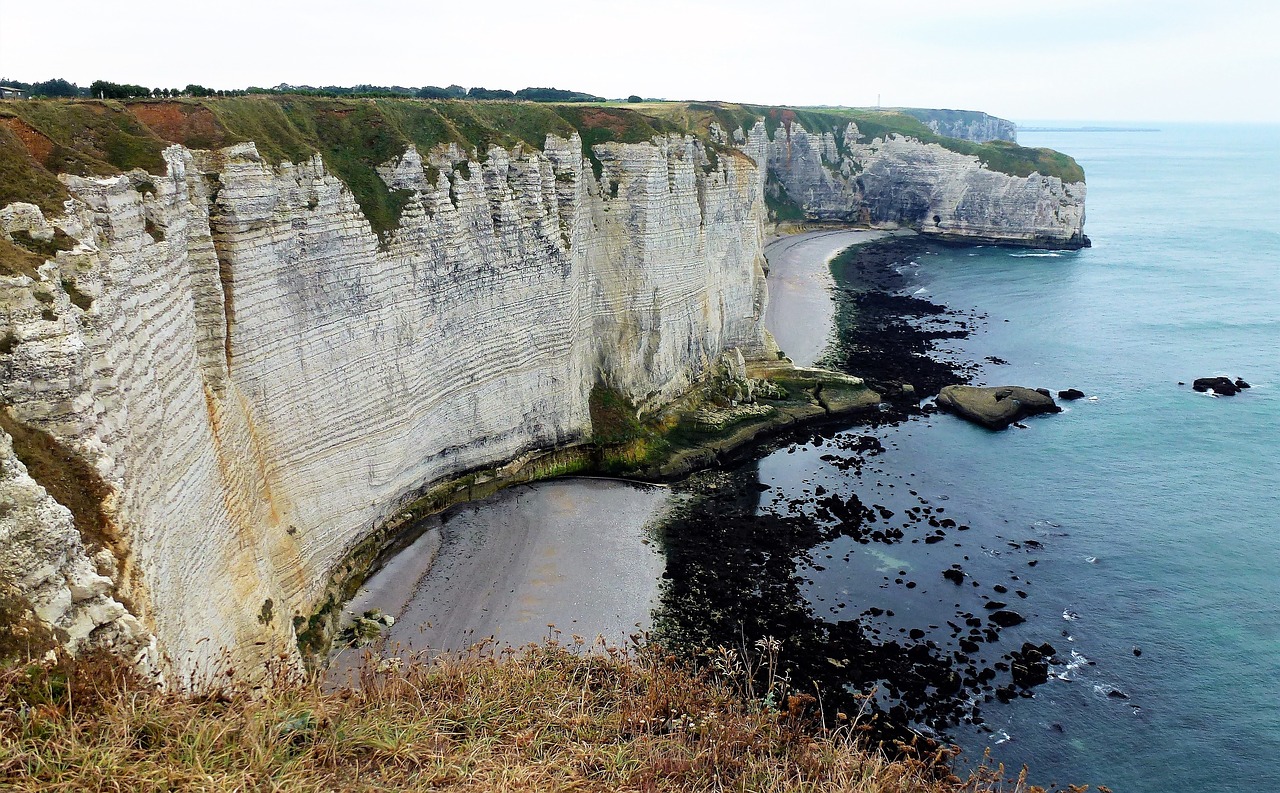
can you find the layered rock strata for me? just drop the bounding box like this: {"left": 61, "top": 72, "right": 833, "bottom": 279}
{"left": 0, "top": 131, "right": 767, "bottom": 679}
{"left": 748, "top": 121, "right": 1087, "bottom": 248}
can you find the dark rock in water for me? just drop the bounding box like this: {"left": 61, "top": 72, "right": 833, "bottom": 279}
{"left": 942, "top": 567, "right": 965, "bottom": 585}
{"left": 989, "top": 610, "right": 1027, "bottom": 627}
{"left": 1107, "top": 688, "right": 1130, "bottom": 700}
{"left": 935, "top": 385, "right": 1062, "bottom": 430}
{"left": 1035, "top": 387, "right": 1052, "bottom": 397}
{"left": 1133, "top": 646, "right": 1143, "bottom": 657}
{"left": 1192, "top": 376, "right": 1241, "bottom": 396}
{"left": 1235, "top": 378, "right": 1251, "bottom": 389}
{"left": 1058, "top": 388, "right": 1086, "bottom": 400}
{"left": 1011, "top": 642, "right": 1051, "bottom": 688}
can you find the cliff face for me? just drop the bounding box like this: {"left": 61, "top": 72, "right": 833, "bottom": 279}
{"left": 901, "top": 109, "right": 1018, "bottom": 143}
{"left": 751, "top": 120, "right": 1088, "bottom": 248}
{"left": 0, "top": 130, "right": 766, "bottom": 678}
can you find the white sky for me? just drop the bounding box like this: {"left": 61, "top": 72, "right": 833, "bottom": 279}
{"left": 2, "top": 0, "right": 1277, "bottom": 122}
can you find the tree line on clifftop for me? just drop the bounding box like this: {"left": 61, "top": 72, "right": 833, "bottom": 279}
{"left": 0, "top": 78, "right": 632, "bottom": 103}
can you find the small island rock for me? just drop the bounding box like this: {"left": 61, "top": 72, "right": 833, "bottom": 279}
{"left": 1192, "top": 377, "right": 1241, "bottom": 396}
{"left": 1058, "top": 388, "right": 1086, "bottom": 400}
{"left": 935, "top": 385, "right": 1062, "bottom": 430}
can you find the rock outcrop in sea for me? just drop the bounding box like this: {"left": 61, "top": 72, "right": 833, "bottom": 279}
{"left": 935, "top": 385, "right": 1063, "bottom": 430}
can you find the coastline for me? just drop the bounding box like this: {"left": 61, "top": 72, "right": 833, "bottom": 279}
{"left": 650, "top": 234, "right": 1018, "bottom": 746}
{"left": 315, "top": 228, "right": 1027, "bottom": 698}
{"left": 762, "top": 227, "right": 905, "bottom": 366}
{"left": 305, "top": 231, "right": 905, "bottom": 666}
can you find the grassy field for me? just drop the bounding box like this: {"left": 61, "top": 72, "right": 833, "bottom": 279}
{"left": 0, "top": 641, "right": 1065, "bottom": 792}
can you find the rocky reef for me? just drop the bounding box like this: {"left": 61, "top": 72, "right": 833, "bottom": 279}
{"left": 0, "top": 97, "right": 1087, "bottom": 678}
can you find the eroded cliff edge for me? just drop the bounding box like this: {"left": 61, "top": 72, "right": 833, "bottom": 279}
{"left": 0, "top": 98, "right": 1086, "bottom": 677}
{"left": 741, "top": 110, "right": 1087, "bottom": 248}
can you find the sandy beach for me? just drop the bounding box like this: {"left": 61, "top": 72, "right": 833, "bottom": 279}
{"left": 334, "top": 478, "right": 671, "bottom": 665}
{"left": 763, "top": 229, "right": 898, "bottom": 366}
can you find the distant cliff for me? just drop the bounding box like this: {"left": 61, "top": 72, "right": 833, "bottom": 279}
{"left": 737, "top": 106, "right": 1087, "bottom": 248}
{"left": 900, "top": 108, "right": 1018, "bottom": 143}
{"left": 0, "top": 97, "right": 1086, "bottom": 677}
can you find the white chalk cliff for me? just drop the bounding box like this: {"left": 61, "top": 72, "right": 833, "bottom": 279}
{"left": 0, "top": 132, "right": 767, "bottom": 678}
{"left": 746, "top": 120, "right": 1087, "bottom": 248}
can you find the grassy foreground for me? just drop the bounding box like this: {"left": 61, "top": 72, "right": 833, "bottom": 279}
{"left": 0, "top": 640, "right": 1073, "bottom": 793}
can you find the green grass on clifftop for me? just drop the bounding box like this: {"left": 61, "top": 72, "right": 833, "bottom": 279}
{"left": 742, "top": 104, "right": 1084, "bottom": 183}
{"left": 0, "top": 97, "right": 695, "bottom": 240}
{"left": 0, "top": 97, "right": 1082, "bottom": 243}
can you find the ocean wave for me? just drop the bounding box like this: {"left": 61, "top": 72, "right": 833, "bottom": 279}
{"left": 1009, "top": 252, "right": 1064, "bottom": 258}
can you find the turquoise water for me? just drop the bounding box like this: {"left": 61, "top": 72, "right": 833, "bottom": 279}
{"left": 830, "top": 124, "right": 1280, "bottom": 790}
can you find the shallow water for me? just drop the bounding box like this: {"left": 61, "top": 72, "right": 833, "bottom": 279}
{"left": 748, "top": 124, "right": 1280, "bottom": 791}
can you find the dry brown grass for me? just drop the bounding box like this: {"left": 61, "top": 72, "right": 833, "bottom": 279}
{"left": 0, "top": 641, "right": 1073, "bottom": 793}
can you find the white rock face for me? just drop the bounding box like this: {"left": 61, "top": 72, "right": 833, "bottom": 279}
{"left": 902, "top": 109, "right": 1018, "bottom": 143}
{"left": 0, "top": 426, "right": 149, "bottom": 661}
{"left": 748, "top": 121, "right": 1087, "bottom": 247}
{"left": 0, "top": 133, "right": 766, "bottom": 678}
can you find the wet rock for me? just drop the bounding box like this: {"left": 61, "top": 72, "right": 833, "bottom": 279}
{"left": 1057, "top": 388, "right": 1086, "bottom": 400}
{"left": 1010, "top": 642, "right": 1050, "bottom": 688}
{"left": 1235, "top": 378, "right": 1251, "bottom": 389}
{"left": 1192, "top": 376, "right": 1241, "bottom": 396}
{"left": 942, "top": 568, "right": 965, "bottom": 585}
{"left": 935, "top": 385, "right": 1062, "bottom": 430}
{"left": 989, "top": 610, "right": 1027, "bottom": 627}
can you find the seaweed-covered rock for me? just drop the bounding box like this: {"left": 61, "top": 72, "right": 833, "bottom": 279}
{"left": 935, "top": 385, "right": 1061, "bottom": 430}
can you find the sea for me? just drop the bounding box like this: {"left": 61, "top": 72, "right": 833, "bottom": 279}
{"left": 746, "top": 123, "right": 1280, "bottom": 791}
